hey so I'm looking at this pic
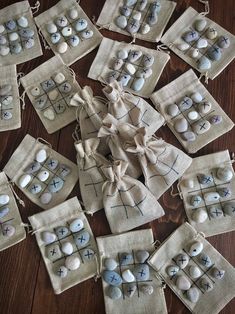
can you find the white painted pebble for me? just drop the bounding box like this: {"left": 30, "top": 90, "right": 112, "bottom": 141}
{"left": 122, "top": 269, "right": 135, "bottom": 282}
{"left": 174, "top": 117, "right": 188, "bottom": 133}
{"left": 41, "top": 231, "right": 56, "bottom": 244}
{"left": 37, "top": 170, "right": 50, "bottom": 182}
{"left": 188, "top": 111, "right": 199, "bottom": 120}
{"left": 69, "top": 218, "right": 84, "bottom": 232}
{"left": 176, "top": 275, "right": 191, "bottom": 290}
{"left": 117, "top": 49, "right": 128, "bottom": 59}
{"left": 191, "top": 92, "right": 203, "bottom": 103}
{"left": 178, "top": 43, "right": 190, "bottom": 51}
{"left": 68, "top": 8, "right": 78, "bottom": 20}
{"left": 19, "top": 174, "right": 32, "bottom": 188}
{"left": 125, "top": 63, "right": 136, "bottom": 75}
{"left": 104, "top": 258, "right": 118, "bottom": 271}
{"left": 203, "top": 191, "right": 220, "bottom": 202}
{"left": 167, "top": 104, "right": 179, "bottom": 117}
{"left": 61, "top": 242, "right": 73, "bottom": 255}
{"left": 189, "top": 266, "right": 202, "bottom": 278}
{"left": 46, "top": 23, "right": 57, "bottom": 34}
{"left": 40, "top": 192, "right": 52, "bottom": 205}
{"left": 192, "top": 208, "right": 208, "bottom": 223}
{"left": 216, "top": 167, "right": 233, "bottom": 182}
{"left": 189, "top": 241, "right": 203, "bottom": 256}
{"left": 36, "top": 149, "right": 47, "bottom": 163}
{"left": 65, "top": 255, "right": 80, "bottom": 270}
{"left": 43, "top": 108, "right": 55, "bottom": 120}
{"left": 57, "top": 42, "right": 68, "bottom": 54}
{"left": 53, "top": 73, "right": 65, "bottom": 84}
{"left": 17, "top": 16, "right": 28, "bottom": 28}
{"left": 0, "top": 194, "right": 10, "bottom": 205}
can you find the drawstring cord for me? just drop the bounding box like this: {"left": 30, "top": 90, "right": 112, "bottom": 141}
{"left": 31, "top": 1, "right": 40, "bottom": 15}
{"left": 198, "top": 0, "right": 210, "bottom": 17}
{"left": 8, "top": 181, "right": 25, "bottom": 207}
{"left": 38, "top": 28, "right": 51, "bottom": 50}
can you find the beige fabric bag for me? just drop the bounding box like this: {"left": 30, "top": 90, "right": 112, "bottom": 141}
{"left": 96, "top": 229, "right": 168, "bottom": 314}
{"left": 178, "top": 150, "right": 235, "bottom": 237}
{"left": 161, "top": 6, "right": 235, "bottom": 80}
{"left": 150, "top": 69, "right": 234, "bottom": 154}
{"left": 0, "top": 1, "right": 42, "bottom": 66}
{"left": 35, "top": 0, "right": 103, "bottom": 66}
{"left": 20, "top": 55, "right": 80, "bottom": 134}
{"left": 0, "top": 65, "right": 21, "bottom": 132}
{"left": 74, "top": 138, "right": 110, "bottom": 214}
{"left": 0, "top": 172, "right": 26, "bottom": 251}
{"left": 102, "top": 80, "right": 164, "bottom": 135}
{"left": 28, "top": 197, "right": 98, "bottom": 294}
{"left": 101, "top": 160, "right": 165, "bottom": 233}
{"left": 125, "top": 127, "right": 192, "bottom": 199}
{"left": 88, "top": 37, "right": 170, "bottom": 98}
{"left": 3, "top": 134, "right": 79, "bottom": 210}
{"left": 148, "top": 222, "right": 235, "bottom": 314}
{"left": 97, "top": 0, "right": 176, "bottom": 43}
{"left": 98, "top": 113, "right": 142, "bottom": 179}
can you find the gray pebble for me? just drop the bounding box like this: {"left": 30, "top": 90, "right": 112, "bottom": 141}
{"left": 68, "top": 8, "right": 78, "bottom": 20}
{"left": 136, "top": 67, "right": 152, "bottom": 79}
{"left": 56, "top": 266, "right": 68, "bottom": 278}
{"left": 41, "top": 79, "right": 55, "bottom": 92}
{"left": 59, "top": 82, "right": 72, "bottom": 94}
{"left": 223, "top": 202, "right": 235, "bottom": 216}
{"left": 178, "top": 96, "right": 193, "bottom": 111}
{"left": 5, "top": 20, "right": 16, "bottom": 31}
{"left": 189, "top": 265, "right": 202, "bottom": 278}
{"left": 218, "top": 187, "right": 231, "bottom": 198}
{"left": 147, "top": 12, "right": 158, "bottom": 26}
{"left": 1, "top": 95, "right": 13, "bottom": 106}
{"left": 29, "top": 183, "right": 42, "bottom": 194}
{"left": 174, "top": 117, "right": 188, "bottom": 133}
{"left": 18, "top": 28, "right": 34, "bottom": 38}
{"left": 54, "top": 101, "right": 66, "bottom": 114}
{"left": 133, "top": 264, "right": 149, "bottom": 281}
{"left": 113, "top": 58, "right": 124, "bottom": 70}
{"left": 40, "top": 192, "right": 52, "bottom": 204}
{"left": 182, "top": 131, "right": 196, "bottom": 142}
{"left": 128, "top": 50, "right": 142, "bottom": 62}
{"left": 210, "top": 115, "right": 222, "bottom": 125}
{"left": 118, "top": 73, "right": 131, "bottom": 87}
{"left": 34, "top": 95, "right": 48, "bottom": 110}
{"left": 74, "top": 230, "right": 90, "bottom": 248}
{"left": 194, "top": 19, "right": 207, "bottom": 32}
{"left": 208, "top": 206, "right": 223, "bottom": 218}
{"left": 212, "top": 267, "right": 225, "bottom": 280}
{"left": 217, "top": 35, "right": 230, "bottom": 49}
{"left": 46, "top": 244, "right": 62, "bottom": 261}
{"left": 59, "top": 164, "right": 71, "bottom": 177}
{"left": 82, "top": 248, "right": 95, "bottom": 261}
{"left": 55, "top": 226, "right": 69, "bottom": 239}
{"left": 126, "top": 19, "right": 140, "bottom": 34}
{"left": 183, "top": 30, "right": 199, "bottom": 43}
{"left": 206, "top": 27, "right": 217, "bottom": 40}
{"left": 107, "top": 286, "right": 122, "bottom": 300}
{"left": 175, "top": 253, "right": 189, "bottom": 269}
{"left": 193, "top": 120, "right": 211, "bottom": 135}
{"left": 166, "top": 265, "right": 179, "bottom": 277}
{"left": 117, "top": 49, "right": 128, "bottom": 59}
{"left": 0, "top": 84, "right": 12, "bottom": 96}
{"left": 132, "top": 77, "right": 145, "bottom": 91}
{"left": 120, "top": 6, "right": 131, "bottom": 17}
{"left": 46, "top": 159, "right": 58, "bottom": 171}
{"left": 75, "top": 18, "right": 88, "bottom": 32}
{"left": 199, "top": 253, "right": 212, "bottom": 267}
{"left": 0, "top": 46, "right": 10, "bottom": 56}
{"left": 198, "top": 174, "right": 213, "bottom": 185}
{"left": 24, "top": 38, "right": 34, "bottom": 49}
{"left": 81, "top": 29, "right": 93, "bottom": 39}
{"left": 2, "top": 111, "right": 12, "bottom": 120}
{"left": 0, "top": 35, "right": 7, "bottom": 45}
{"left": 0, "top": 207, "right": 9, "bottom": 219}
{"left": 125, "top": 0, "right": 137, "bottom": 6}
{"left": 200, "top": 277, "right": 213, "bottom": 291}
{"left": 142, "top": 54, "right": 154, "bottom": 67}
{"left": 69, "top": 35, "right": 80, "bottom": 47}
{"left": 150, "top": 1, "right": 161, "bottom": 13}
{"left": 51, "top": 32, "right": 61, "bottom": 44}
{"left": 197, "top": 56, "right": 211, "bottom": 70}
{"left": 207, "top": 45, "right": 221, "bottom": 61}
{"left": 10, "top": 43, "right": 22, "bottom": 54}
{"left": 124, "top": 283, "right": 136, "bottom": 297}
{"left": 186, "top": 287, "right": 199, "bottom": 303}
{"left": 190, "top": 195, "right": 202, "bottom": 207}
{"left": 192, "top": 208, "right": 208, "bottom": 223}
{"left": 176, "top": 275, "right": 191, "bottom": 290}
{"left": 135, "top": 250, "right": 149, "bottom": 263}
{"left": 46, "top": 23, "right": 57, "bottom": 34}
{"left": 104, "top": 258, "right": 118, "bottom": 271}
{"left": 216, "top": 167, "right": 233, "bottom": 182}
{"left": 107, "top": 71, "right": 119, "bottom": 83}
{"left": 55, "top": 16, "right": 68, "bottom": 28}
{"left": 48, "top": 176, "right": 64, "bottom": 193}
{"left": 120, "top": 252, "right": 133, "bottom": 265}
{"left": 198, "top": 101, "right": 211, "bottom": 114}
{"left": 167, "top": 104, "right": 179, "bottom": 117}
{"left": 138, "top": 0, "right": 147, "bottom": 11}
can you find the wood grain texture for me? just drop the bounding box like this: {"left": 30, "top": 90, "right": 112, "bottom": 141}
{"left": 0, "top": 0, "right": 234, "bottom": 313}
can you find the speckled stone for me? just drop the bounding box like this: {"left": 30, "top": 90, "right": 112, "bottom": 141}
{"left": 203, "top": 191, "right": 220, "bottom": 202}
{"left": 57, "top": 42, "right": 68, "bottom": 54}
{"left": 183, "top": 30, "right": 199, "bottom": 43}
{"left": 117, "top": 49, "right": 128, "bottom": 59}
{"left": 212, "top": 267, "right": 225, "bottom": 280}
{"left": 182, "top": 131, "right": 196, "bottom": 142}
{"left": 120, "top": 252, "right": 133, "bottom": 265}
{"left": 43, "top": 108, "right": 55, "bottom": 121}
{"left": 198, "top": 174, "right": 213, "bottom": 185}
{"left": 140, "top": 23, "right": 150, "bottom": 34}
{"left": 5, "top": 20, "right": 16, "bottom": 31}
{"left": 2, "top": 224, "right": 15, "bottom": 237}
{"left": 82, "top": 248, "right": 95, "bottom": 261}
{"left": 68, "top": 8, "right": 78, "bottom": 20}
{"left": 51, "top": 32, "right": 61, "bottom": 44}
{"left": 18, "top": 28, "right": 34, "bottom": 38}
{"left": 81, "top": 29, "right": 93, "bottom": 39}
{"left": 147, "top": 12, "right": 158, "bottom": 26}
{"left": 178, "top": 43, "right": 190, "bottom": 51}
{"left": 141, "top": 285, "right": 154, "bottom": 295}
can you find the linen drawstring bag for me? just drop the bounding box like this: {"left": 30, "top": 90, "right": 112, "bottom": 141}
{"left": 34, "top": 0, "right": 103, "bottom": 66}
{"left": 28, "top": 197, "right": 98, "bottom": 294}
{"left": 3, "top": 134, "right": 79, "bottom": 210}
{"left": 125, "top": 127, "right": 192, "bottom": 199}
{"left": 160, "top": 5, "right": 235, "bottom": 80}
{"left": 96, "top": 229, "right": 168, "bottom": 314}
{"left": 20, "top": 55, "right": 81, "bottom": 134}
{"left": 178, "top": 150, "right": 235, "bottom": 237}
{"left": 101, "top": 160, "right": 165, "bottom": 233}
{"left": 148, "top": 222, "right": 235, "bottom": 314}
{"left": 74, "top": 138, "right": 110, "bottom": 215}
{"left": 97, "top": 0, "right": 176, "bottom": 43}
{"left": 0, "top": 171, "right": 26, "bottom": 251}
{"left": 0, "top": 1, "right": 42, "bottom": 66}
{"left": 0, "top": 65, "right": 21, "bottom": 132}
{"left": 102, "top": 80, "right": 164, "bottom": 135}
{"left": 98, "top": 113, "right": 142, "bottom": 179}
{"left": 88, "top": 37, "right": 170, "bottom": 98}
{"left": 150, "top": 69, "right": 234, "bottom": 154}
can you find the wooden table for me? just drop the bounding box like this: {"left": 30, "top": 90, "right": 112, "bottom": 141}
{"left": 0, "top": 0, "right": 234, "bottom": 313}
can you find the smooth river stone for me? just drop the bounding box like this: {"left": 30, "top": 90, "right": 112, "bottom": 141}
{"left": 56, "top": 16, "right": 68, "bottom": 28}
{"left": 75, "top": 18, "right": 88, "bottom": 31}
{"left": 34, "top": 95, "right": 48, "bottom": 109}
{"left": 0, "top": 194, "right": 9, "bottom": 205}
{"left": 167, "top": 265, "right": 179, "bottom": 277}
{"left": 212, "top": 267, "right": 225, "bottom": 280}
{"left": 55, "top": 226, "right": 69, "bottom": 239}
{"left": 140, "top": 23, "right": 150, "bottom": 34}
{"left": 117, "top": 49, "right": 128, "bottom": 59}
{"left": 196, "top": 38, "right": 208, "bottom": 49}
{"left": 19, "top": 28, "right": 34, "bottom": 38}
{"left": 0, "top": 207, "right": 9, "bottom": 219}
{"left": 151, "top": 1, "right": 161, "bottom": 13}
{"left": 0, "top": 35, "right": 7, "bottom": 45}
{"left": 65, "top": 255, "right": 81, "bottom": 270}
{"left": 175, "top": 254, "right": 189, "bottom": 269}
{"left": 120, "top": 252, "right": 133, "bottom": 265}
{"left": 2, "top": 225, "right": 15, "bottom": 237}
{"left": 176, "top": 275, "right": 191, "bottom": 290}
{"left": 107, "top": 71, "right": 119, "bottom": 83}
{"left": 217, "top": 36, "right": 230, "bottom": 49}
{"left": 206, "top": 27, "right": 217, "bottom": 39}
{"left": 198, "top": 101, "right": 211, "bottom": 114}
{"left": 133, "top": 264, "right": 149, "bottom": 281}
{"left": 126, "top": 19, "right": 140, "bottom": 34}
{"left": 46, "top": 23, "right": 57, "bottom": 34}
{"left": 69, "top": 218, "right": 84, "bottom": 233}
{"left": 191, "top": 92, "right": 203, "bottom": 103}
{"left": 0, "top": 25, "right": 5, "bottom": 33}
{"left": 53, "top": 73, "right": 65, "bottom": 84}
{"left": 167, "top": 104, "right": 179, "bottom": 117}
{"left": 69, "top": 35, "right": 80, "bottom": 47}
{"left": 200, "top": 278, "right": 213, "bottom": 291}
{"left": 147, "top": 12, "right": 158, "bottom": 26}
{"left": 128, "top": 50, "right": 142, "bottom": 62}
{"left": 41, "top": 231, "right": 56, "bottom": 244}
{"left": 122, "top": 269, "right": 135, "bottom": 282}
{"left": 189, "top": 266, "right": 202, "bottom": 278}
{"left": 183, "top": 30, "right": 199, "bottom": 43}
{"left": 188, "top": 111, "right": 198, "bottom": 120}
{"left": 48, "top": 177, "right": 64, "bottom": 193}
{"left": 68, "top": 8, "right": 78, "bottom": 20}
{"left": 187, "top": 287, "right": 200, "bottom": 303}
{"left": 178, "top": 43, "right": 190, "bottom": 51}
{"left": 174, "top": 118, "right": 188, "bottom": 133}
{"left": 203, "top": 191, "right": 220, "bottom": 202}
{"left": 218, "top": 187, "right": 231, "bottom": 198}
{"left": 46, "top": 244, "right": 62, "bottom": 261}
{"left": 132, "top": 78, "right": 145, "bottom": 91}
{"left": 10, "top": 43, "right": 22, "bottom": 54}
{"left": 216, "top": 167, "right": 233, "bottom": 181}
{"left": 136, "top": 250, "right": 149, "bottom": 263}
{"left": 141, "top": 285, "right": 154, "bottom": 295}
{"left": 124, "top": 284, "right": 136, "bottom": 298}
{"left": 178, "top": 96, "right": 193, "bottom": 111}
{"left": 19, "top": 174, "right": 32, "bottom": 188}
{"left": 40, "top": 192, "right": 52, "bottom": 204}
{"left": 193, "top": 120, "right": 211, "bottom": 135}
{"left": 56, "top": 266, "right": 68, "bottom": 278}
{"left": 184, "top": 179, "right": 194, "bottom": 189}
{"left": 37, "top": 170, "right": 50, "bottom": 182}
{"left": 2, "top": 111, "right": 12, "bottom": 120}
{"left": 5, "top": 20, "right": 16, "bottom": 30}
{"left": 136, "top": 67, "right": 152, "bottom": 79}
{"left": 59, "top": 82, "right": 71, "bottom": 93}
{"left": 125, "top": 63, "right": 136, "bottom": 75}
{"left": 0, "top": 46, "right": 10, "bottom": 56}
{"left": 41, "top": 79, "right": 56, "bottom": 92}
{"left": 194, "top": 19, "right": 207, "bottom": 32}
{"left": 57, "top": 42, "right": 68, "bottom": 54}
{"left": 208, "top": 206, "right": 223, "bottom": 218}
{"left": 74, "top": 230, "right": 90, "bottom": 248}
{"left": 115, "top": 15, "right": 127, "bottom": 29}
{"left": 118, "top": 74, "right": 131, "bottom": 87}
{"left": 43, "top": 108, "right": 55, "bottom": 121}
{"left": 61, "top": 242, "right": 73, "bottom": 255}
{"left": 133, "top": 12, "right": 141, "bottom": 21}
{"left": 207, "top": 45, "right": 221, "bottom": 61}
{"left": 36, "top": 149, "right": 47, "bottom": 163}
{"left": 120, "top": 6, "right": 131, "bottom": 17}
{"left": 199, "top": 253, "right": 212, "bottom": 267}
{"left": 190, "top": 48, "right": 199, "bottom": 58}
{"left": 198, "top": 174, "right": 212, "bottom": 185}
{"left": 30, "top": 86, "right": 41, "bottom": 97}
{"left": 51, "top": 32, "right": 61, "bottom": 44}
{"left": 138, "top": 0, "right": 147, "bottom": 11}
{"left": 103, "top": 270, "right": 122, "bottom": 286}
{"left": 59, "top": 165, "right": 71, "bottom": 177}
{"left": 197, "top": 56, "right": 211, "bottom": 70}
{"left": 142, "top": 54, "right": 154, "bottom": 67}
{"left": 125, "top": 0, "right": 137, "bottom": 6}
{"left": 189, "top": 241, "right": 203, "bottom": 256}
{"left": 223, "top": 202, "right": 235, "bottom": 216}
{"left": 190, "top": 195, "right": 202, "bottom": 207}
{"left": 9, "top": 32, "right": 19, "bottom": 41}
{"left": 104, "top": 258, "right": 118, "bottom": 271}
{"left": 210, "top": 115, "right": 222, "bottom": 125}
{"left": 192, "top": 208, "right": 208, "bottom": 223}
{"left": 107, "top": 286, "right": 122, "bottom": 300}
{"left": 81, "top": 30, "right": 93, "bottom": 39}
{"left": 82, "top": 248, "right": 95, "bottom": 261}
{"left": 113, "top": 58, "right": 124, "bottom": 70}
{"left": 46, "top": 159, "right": 58, "bottom": 171}
{"left": 17, "top": 16, "right": 28, "bottom": 28}
{"left": 2, "top": 96, "right": 13, "bottom": 106}
{"left": 30, "top": 183, "right": 42, "bottom": 194}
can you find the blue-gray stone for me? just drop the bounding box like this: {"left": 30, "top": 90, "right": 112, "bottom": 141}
{"left": 41, "top": 79, "right": 55, "bottom": 92}
{"left": 223, "top": 202, "right": 235, "bottom": 216}
{"left": 183, "top": 30, "right": 199, "bottom": 43}
{"left": 103, "top": 270, "right": 122, "bottom": 286}
{"left": 138, "top": 0, "right": 147, "bottom": 11}
{"left": 46, "top": 244, "right": 62, "bottom": 262}
{"left": 125, "top": 0, "right": 137, "bottom": 6}
{"left": 198, "top": 174, "right": 213, "bottom": 185}
{"left": 34, "top": 95, "right": 48, "bottom": 109}
{"left": 19, "top": 28, "right": 34, "bottom": 38}
{"left": 54, "top": 101, "right": 66, "bottom": 114}
{"left": 75, "top": 18, "right": 87, "bottom": 32}
{"left": 120, "top": 6, "right": 131, "bottom": 17}
{"left": 0, "top": 35, "right": 7, "bottom": 45}
{"left": 150, "top": 1, "right": 161, "bottom": 13}
{"left": 197, "top": 56, "right": 211, "bottom": 70}
{"left": 207, "top": 45, "right": 221, "bottom": 61}
{"left": 46, "top": 159, "right": 58, "bottom": 171}
{"left": 55, "top": 226, "right": 69, "bottom": 239}
{"left": 147, "top": 12, "right": 158, "bottom": 26}
{"left": 120, "top": 252, "right": 133, "bottom": 265}
{"left": 210, "top": 115, "right": 222, "bottom": 125}
{"left": 29, "top": 183, "right": 42, "bottom": 194}
{"left": 2, "top": 111, "right": 12, "bottom": 120}
{"left": 5, "top": 20, "right": 16, "bottom": 31}
{"left": 118, "top": 73, "right": 131, "bottom": 87}
{"left": 58, "top": 82, "right": 72, "bottom": 94}
{"left": 107, "top": 286, "right": 122, "bottom": 299}
{"left": 200, "top": 277, "right": 213, "bottom": 291}
{"left": 82, "top": 248, "right": 95, "bottom": 261}
{"left": 199, "top": 253, "right": 212, "bottom": 267}
{"left": 218, "top": 187, "right": 231, "bottom": 198}
{"left": 51, "top": 32, "right": 61, "bottom": 44}
{"left": 69, "top": 35, "right": 80, "bottom": 47}
{"left": 208, "top": 206, "right": 223, "bottom": 219}
{"left": 24, "top": 38, "right": 34, "bottom": 49}
{"left": 217, "top": 36, "right": 230, "bottom": 49}
{"left": 133, "top": 264, "right": 150, "bottom": 281}
{"left": 55, "top": 16, "right": 68, "bottom": 28}
{"left": 178, "top": 97, "right": 193, "bottom": 111}
{"left": 142, "top": 54, "right": 154, "bottom": 67}
{"left": 59, "top": 164, "right": 71, "bottom": 177}
{"left": 115, "top": 15, "right": 127, "bottom": 29}
{"left": 132, "top": 77, "right": 145, "bottom": 91}
{"left": 10, "top": 43, "right": 22, "bottom": 54}
{"left": 124, "top": 283, "right": 136, "bottom": 297}
{"left": 190, "top": 195, "right": 202, "bottom": 207}
{"left": 81, "top": 29, "right": 94, "bottom": 39}
{"left": 0, "top": 207, "right": 9, "bottom": 219}
{"left": 126, "top": 19, "right": 140, "bottom": 34}
{"left": 74, "top": 230, "right": 90, "bottom": 248}
{"left": 48, "top": 176, "right": 64, "bottom": 193}
{"left": 136, "top": 250, "right": 149, "bottom": 263}
{"left": 24, "top": 161, "right": 41, "bottom": 174}
{"left": 175, "top": 253, "right": 189, "bottom": 269}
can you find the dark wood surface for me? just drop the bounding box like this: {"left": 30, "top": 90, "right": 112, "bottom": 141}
{"left": 0, "top": 0, "right": 234, "bottom": 313}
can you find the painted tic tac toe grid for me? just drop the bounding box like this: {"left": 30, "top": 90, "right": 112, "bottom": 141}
{"left": 148, "top": 223, "right": 235, "bottom": 314}
{"left": 178, "top": 150, "right": 235, "bottom": 237}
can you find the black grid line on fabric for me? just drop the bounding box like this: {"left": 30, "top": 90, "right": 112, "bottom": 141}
{"left": 82, "top": 110, "right": 102, "bottom": 136}
{"left": 210, "top": 172, "right": 227, "bottom": 217}
{"left": 0, "top": 92, "right": 14, "bottom": 121}
{"left": 84, "top": 173, "right": 104, "bottom": 198}
{"left": 0, "top": 218, "right": 14, "bottom": 235}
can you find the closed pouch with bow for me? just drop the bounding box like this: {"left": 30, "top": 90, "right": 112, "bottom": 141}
{"left": 125, "top": 127, "right": 192, "bottom": 199}
{"left": 101, "top": 160, "right": 165, "bottom": 233}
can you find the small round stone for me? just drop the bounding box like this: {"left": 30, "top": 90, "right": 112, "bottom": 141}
{"left": 200, "top": 277, "right": 213, "bottom": 291}
{"left": 119, "top": 73, "right": 131, "bottom": 86}
{"left": 136, "top": 67, "right": 152, "bottom": 79}
{"left": 0, "top": 194, "right": 10, "bottom": 205}
{"left": 30, "top": 87, "right": 41, "bottom": 97}
{"left": 223, "top": 202, "right": 235, "bottom": 216}
{"left": 40, "top": 192, "right": 52, "bottom": 205}
{"left": 61, "top": 26, "right": 72, "bottom": 37}
{"left": 68, "top": 8, "right": 78, "bottom": 20}
{"left": 0, "top": 207, "right": 10, "bottom": 219}
{"left": 19, "top": 174, "right": 32, "bottom": 188}
{"left": 190, "top": 195, "right": 202, "bottom": 207}
{"left": 191, "top": 92, "right": 203, "bottom": 103}
{"left": 37, "top": 170, "right": 50, "bottom": 182}
{"left": 212, "top": 267, "right": 225, "bottom": 280}
{"left": 142, "top": 54, "right": 154, "bottom": 67}
{"left": 55, "top": 16, "right": 68, "bottom": 28}
{"left": 104, "top": 258, "right": 118, "bottom": 271}
{"left": 182, "top": 131, "right": 196, "bottom": 142}
{"left": 69, "top": 218, "right": 84, "bottom": 233}
{"left": 210, "top": 115, "right": 222, "bottom": 125}
{"left": 178, "top": 43, "right": 190, "bottom": 51}
{"left": 61, "top": 242, "right": 73, "bottom": 255}
{"left": 56, "top": 266, "right": 68, "bottom": 278}
{"left": 175, "top": 254, "right": 189, "bottom": 269}
{"left": 140, "top": 23, "right": 150, "bottom": 34}
{"left": 53, "top": 73, "right": 65, "bottom": 84}
{"left": 2, "top": 96, "right": 13, "bottom": 106}
{"left": 48, "top": 177, "right": 64, "bottom": 193}
{"left": 81, "top": 29, "right": 93, "bottom": 39}
{"left": 188, "top": 111, "right": 199, "bottom": 120}
{"left": 10, "top": 43, "right": 22, "bottom": 54}
{"left": 199, "top": 254, "right": 212, "bottom": 267}
{"left": 5, "top": 20, "right": 16, "bottom": 31}
{"left": 217, "top": 36, "right": 230, "bottom": 49}
{"left": 46, "top": 23, "right": 57, "bottom": 34}
{"left": 188, "top": 241, "right": 203, "bottom": 256}
{"left": 167, "top": 104, "right": 179, "bottom": 117}
{"left": 178, "top": 97, "right": 193, "bottom": 111}
{"left": 59, "top": 82, "right": 72, "bottom": 93}
{"left": 24, "top": 38, "right": 35, "bottom": 50}
{"left": 19, "top": 28, "right": 34, "bottom": 38}
{"left": 194, "top": 19, "right": 207, "bottom": 32}
{"left": 75, "top": 18, "right": 88, "bottom": 31}
{"left": 30, "top": 183, "right": 42, "bottom": 194}
{"left": 198, "top": 101, "right": 211, "bottom": 114}
{"left": 133, "top": 12, "right": 141, "bottom": 21}
{"left": 2, "top": 224, "right": 15, "bottom": 237}
{"left": 203, "top": 191, "right": 220, "bottom": 202}
{"left": 65, "top": 255, "right": 80, "bottom": 270}
{"left": 116, "top": 15, "right": 128, "bottom": 29}
{"left": 184, "top": 179, "right": 194, "bottom": 188}
{"left": 189, "top": 48, "right": 199, "bottom": 58}
{"left": 141, "top": 285, "right": 154, "bottom": 295}
{"left": 167, "top": 265, "right": 179, "bottom": 277}
{"left": 0, "top": 25, "right": 5, "bottom": 33}
{"left": 0, "top": 46, "right": 10, "bottom": 56}
{"left": 41, "top": 231, "right": 56, "bottom": 244}
{"left": 0, "top": 35, "right": 7, "bottom": 45}
{"left": 36, "top": 149, "right": 47, "bottom": 163}
{"left": 198, "top": 174, "right": 213, "bottom": 185}
{"left": 189, "top": 266, "right": 202, "bottom": 278}
{"left": 183, "top": 30, "right": 199, "bottom": 43}
{"left": 176, "top": 275, "right": 191, "bottom": 290}
{"left": 196, "top": 38, "right": 208, "bottom": 49}
{"left": 69, "top": 35, "right": 80, "bottom": 47}
{"left": 2, "top": 111, "right": 12, "bottom": 120}
{"left": 126, "top": 18, "right": 140, "bottom": 34}
{"left": 107, "top": 286, "right": 122, "bottom": 300}
{"left": 207, "top": 45, "right": 221, "bottom": 61}
{"left": 51, "top": 32, "right": 61, "bottom": 44}
{"left": 43, "top": 108, "right": 55, "bottom": 121}
{"left": 82, "top": 248, "right": 95, "bottom": 261}
{"left": 113, "top": 58, "right": 124, "bottom": 70}
{"left": 186, "top": 287, "right": 200, "bottom": 303}
{"left": 46, "top": 244, "right": 62, "bottom": 261}
{"left": 57, "top": 42, "right": 68, "bottom": 54}
{"left": 124, "top": 284, "right": 136, "bottom": 297}
{"left": 103, "top": 270, "right": 122, "bottom": 286}
{"left": 216, "top": 167, "right": 233, "bottom": 182}
{"left": 193, "top": 120, "right": 211, "bottom": 135}
{"left": 17, "top": 16, "right": 28, "bottom": 28}
{"left": 132, "top": 78, "right": 145, "bottom": 91}
{"left": 125, "top": 63, "right": 136, "bottom": 75}
{"left": 34, "top": 95, "right": 48, "bottom": 109}
{"left": 218, "top": 187, "right": 231, "bottom": 198}
{"left": 120, "top": 252, "right": 133, "bottom": 265}
{"left": 197, "top": 56, "right": 211, "bottom": 70}
{"left": 174, "top": 118, "right": 188, "bottom": 133}
{"left": 135, "top": 250, "right": 149, "bottom": 263}
{"left": 120, "top": 5, "right": 131, "bottom": 16}
{"left": 133, "top": 264, "right": 149, "bottom": 281}
{"left": 117, "top": 49, "right": 128, "bottom": 59}
{"left": 208, "top": 206, "right": 223, "bottom": 218}
{"left": 206, "top": 27, "right": 217, "bottom": 39}
{"left": 55, "top": 226, "right": 69, "bottom": 239}
{"left": 192, "top": 208, "right": 208, "bottom": 223}
{"left": 122, "top": 269, "right": 135, "bottom": 282}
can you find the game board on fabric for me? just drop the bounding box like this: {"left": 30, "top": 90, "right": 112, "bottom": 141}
{"left": 160, "top": 7, "right": 235, "bottom": 80}
{"left": 148, "top": 223, "right": 235, "bottom": 314}
{"left": 97, "top": 0, "right": 176, "bottom": 43}
{"left": 97, "top": 229, "right": 168, "bottom": 314}
{"left": 150, "top": 69, "right": 234, "bottom": 154}
{"left": 88, "top": 37, "right": 170, "bottom": 98}
{"left": 35, "top": 0, "right": 103, "bottom": 66}
{"left": 178, "top": 150, "right": 235, "bottom": 237}
{"left": 29, "top": 197, "right": 98, "bottom": 294}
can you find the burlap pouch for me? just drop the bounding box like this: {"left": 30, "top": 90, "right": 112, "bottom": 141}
{"left": 97, "top": 0, "right": 176, "bottom": 43}
{"left": 125, "top": 127, "right": 192, "bottom": 199}
{"left": 3, "top": 134, "right": 79, "bottom": 210}
{"left": 150, "top": 69, "right": 234, "bottom": 154}
{"left": 98, "top": 113, "right": 142, "bottom": 179}
{"left": 20, "top": 55, "right": 80, "bottom": 134}
{"left": 96, "top": 229, "right": 168, "bottom": 314}
{"left": 160, "top": 6, "right": 235, "bottom": 80}
{"left": 178, "top": 150, "right": 235, "bottom": 237}
{"left": 34, "top": 0, "right": 103, "bottom": 66}
{"left": 102, "top": 80, "right": 164, "bottom": 135}
{"left": 101, "top": 160, "right": 165, "bottom": 233}
{"left": 0, "top": 172, "right": 26, "bottom": 251}
{"left": 88, "top": 37, "right": 170, "bottom": 98}
{"left": 0, "top": 65, "right": 21, "bottom": 132}
{"left": 148, "top": 222, "right": 235, "bottom": 314}
{"left": 28, "top": 197, "right": 98, "bottom": 294}
{"left": 74, "top": 138, "right": 110, "bottom": 214}
{"left": 0, "top": 1, "right": 42, "bottom": 66}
